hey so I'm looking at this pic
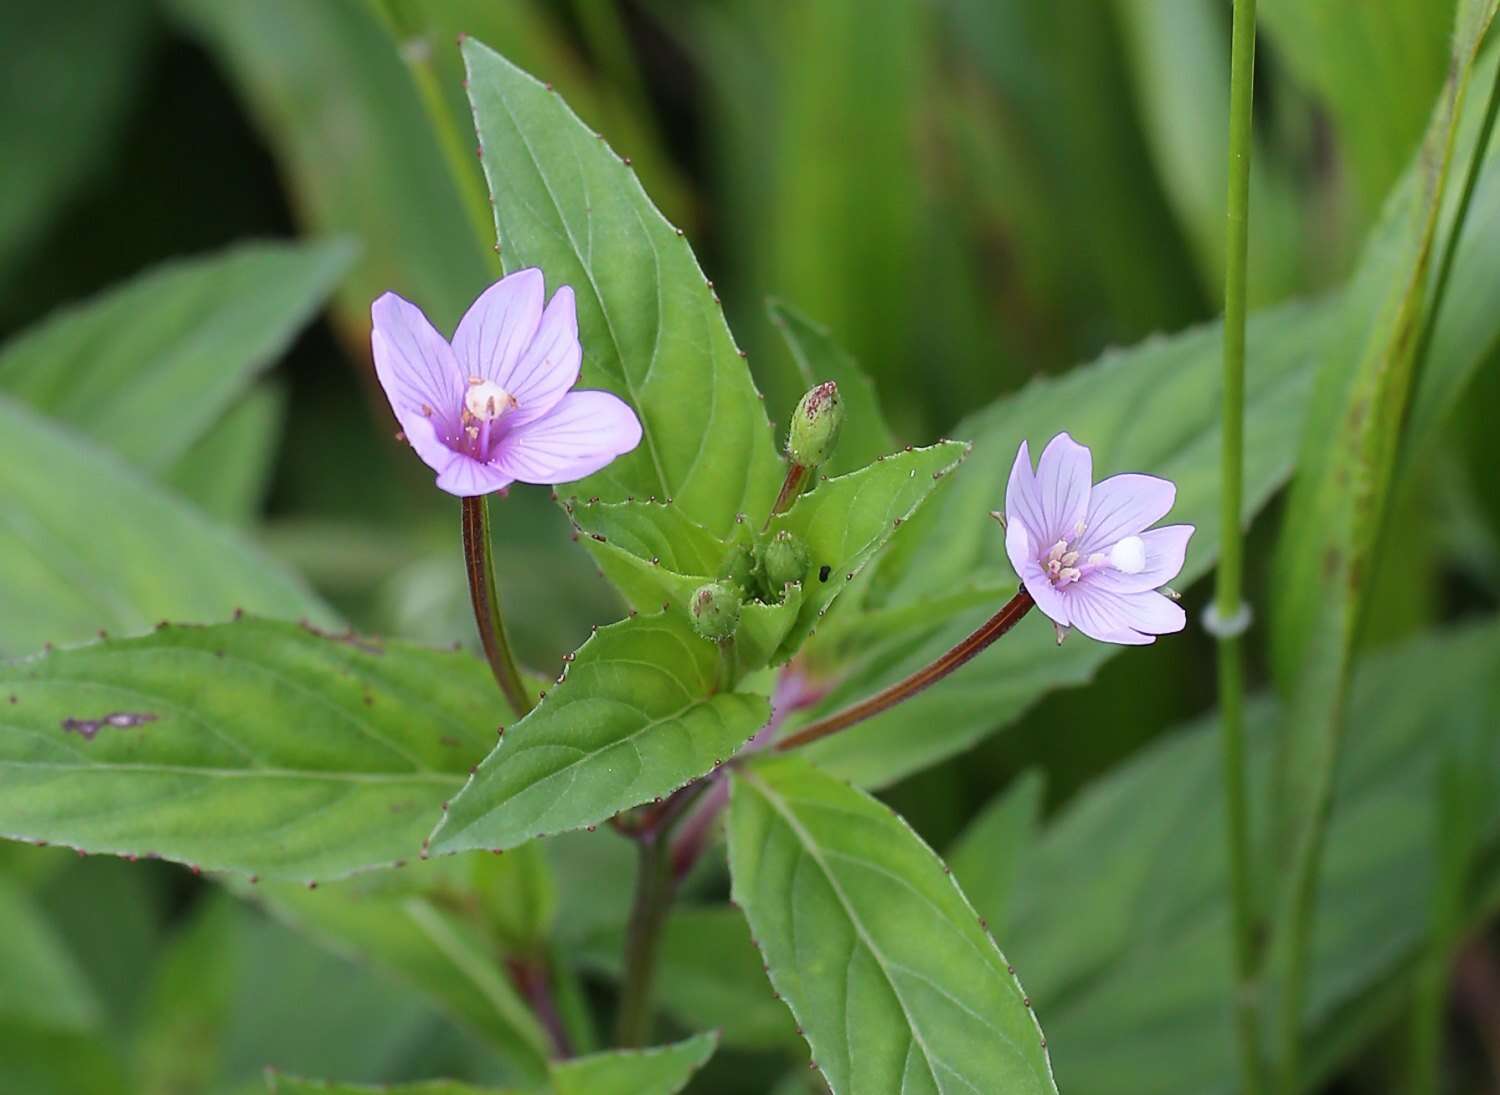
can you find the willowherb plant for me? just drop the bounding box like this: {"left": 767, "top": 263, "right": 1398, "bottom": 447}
{"left": 340, "top": 39, "right": 1190, "bottom": 1089}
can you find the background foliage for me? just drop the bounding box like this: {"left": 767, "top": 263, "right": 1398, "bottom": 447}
{"left": 2, "top": 0, "right": 1499, "bottom": 1092}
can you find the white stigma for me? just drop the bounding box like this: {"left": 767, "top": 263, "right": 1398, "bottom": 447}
{"left": 464, "top": 378, "right": 516, "bottom": 422}
{"left": 1109, "top": 535, "right": 1147, "bottom": 575}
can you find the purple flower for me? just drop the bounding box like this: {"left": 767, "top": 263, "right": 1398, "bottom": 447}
{"left": 370, "top": 269, "right": 642, "bottom": 497}
{"left": 1004, "top": 432, "right": 1193, "bottom": 645}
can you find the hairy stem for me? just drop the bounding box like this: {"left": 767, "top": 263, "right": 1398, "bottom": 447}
{"left": 614, "top": 834, "right": 675, "bottom": 1047}
{"left": 776, "top": 589, "right": 1034, "bottom": 753}
{"left": 461, "top": 495, "right": 534, "bottom": 718}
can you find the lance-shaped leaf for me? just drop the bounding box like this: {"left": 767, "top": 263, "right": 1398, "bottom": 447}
{"left": 1269, "top": 0, "right": 1500, "bottom": 882}
{"left": 0, "top": 396, "right": 331, "bottom": 658}
{"left": 462, "top": 38, "right": 783, "bottom": 536}
{"left": 430, "top": 613, "right": 770, "bottom": 855}
{"left": 0, "top": 240, "right": 351, "bottom": 473}
{"left": 728, "top": 754, "right": 1057, "bottom": 1095}
{"left": 266, "top": 1031, "right": 718, "bottom": 1095}
{"left": 767, "top": 441, "right": 969, "bottom": 657}
{"left": 767, "top": 300, "right": 896, "bottom": 475}
{"left": 0, "top": 617, "right": 498, "bottom": 881}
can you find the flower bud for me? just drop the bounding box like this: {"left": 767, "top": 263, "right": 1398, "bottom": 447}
{"left": 690, "top": 580, "right": 742, "bottom": 642}
{"left": 762, "top": 530, "right": 808, "bottom": 593}
{"left": 719, "top": 542, "right": 759, "bottom": 593}
{"left": 787, "top": 381, "right": 843, "bottom": 468}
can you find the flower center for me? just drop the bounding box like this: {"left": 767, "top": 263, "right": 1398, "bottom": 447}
{"left": 463, "top": 378, "right": 517, "bottom": 422}
{"left": 1041, "top": 528, "right": 1146, "bottom": 588}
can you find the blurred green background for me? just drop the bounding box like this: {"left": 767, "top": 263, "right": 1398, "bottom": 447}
{"left": 3, "top": 0, "right": 1499, "bottom": 1091}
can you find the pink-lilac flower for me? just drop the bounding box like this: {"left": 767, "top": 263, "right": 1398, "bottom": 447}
{"left": 370, "top": 269, "right": 642, "bottom": 497}
{"left": 1004, "top": 432, "right": 1193, "bottom": 645}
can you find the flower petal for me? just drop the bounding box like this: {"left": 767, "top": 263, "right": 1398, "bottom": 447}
{"left": 1089, "top": 525, "right": 1195, "bottom": 594}
{"left": 503, "top": 286, "right": 582, "bottom": 427}
{"left": 1033, "top": 432, "right": 1092, "bottom": 546}
{"left": 1077, "top": 473, "right": 1177, "bottom": 554}
{"left": 1021, "top": 566, "right": 1072, "bottom": 629}
{"left": 451, "top": 268, "right": 545, "bottom": 388}
{"left": 371, "top": 291, "right": 465, "bottom": 440}
{"left": 1004, "top": 440, "right": 1049, "bottom": 549}
{"left": 493, "top": 389, "right": 643, "bottom": 485}
{"left": 1067, "top": 584, "right": 1186, "bottom": 644}
{"left": 433, "top": 448, "right": 517, "bottom": 497}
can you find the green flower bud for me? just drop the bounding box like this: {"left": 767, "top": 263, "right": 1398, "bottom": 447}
{"left": 719, "top": 542, "right": 759, "bottom": 592}
{"left": 787, "top": 381, "right": 843, "bottom": 468}
{"left": 762, "top": 529, "right": 808, "bottom": 593}
{"left": 690, "top": 580, "right": 742, "bottom": 642}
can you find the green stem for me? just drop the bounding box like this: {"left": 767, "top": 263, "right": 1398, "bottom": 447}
{"left": 370, "top": 1, "right": 498, "bottom": 267}
{"left": 461, "top": 496, "right": 534, "bottom": 719}
{"left": 614, "top": 833, "right": 675, "bottom": 1047}
{"left": 1217, "top": 1, "right": 1265, "bottom": 1092}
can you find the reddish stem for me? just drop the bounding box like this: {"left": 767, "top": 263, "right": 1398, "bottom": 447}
{"left": 764, "top": 462, "right": 809, "bottom": 529}
{"left": 776, "top": 588, "right": 1035, "bottom": 752}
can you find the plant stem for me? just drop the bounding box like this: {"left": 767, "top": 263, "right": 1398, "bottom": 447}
{"left": 461, "top": 495, "right": 534, "bottom": 718}
{"left": 1217, "top": 1, "right": 1265, "bottom": 1092}
{"left": 776, "top": 589, "right": 1034, "bottom": 753}
{"left": 614, "top": 833, "right": 675, "bottom": 1047}
{"left": 371, "top": 1, "right": 498, "bottom": 269}
{"left": 764, "top": 462, "right": 809, "bottom": 528}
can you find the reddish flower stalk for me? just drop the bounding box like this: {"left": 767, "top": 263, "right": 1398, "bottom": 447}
{"left": 776, "top": 588, "right": 1036, "bottom": 753}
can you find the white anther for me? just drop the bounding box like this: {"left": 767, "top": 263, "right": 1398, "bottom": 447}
{"left": 1060, "top": 550, "right": 1079, "bottom": 567}
{"left": 1058, "top": 566, "right": 1082, "bottom": 584}
{"left": 464, "top": 379, "right": 517, "bottom": 422}
{"left": 1108, "top": 535, "right": 1146, "bottom": 575}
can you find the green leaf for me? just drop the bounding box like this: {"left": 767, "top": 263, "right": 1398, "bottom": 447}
{"left": 945, "top": 770, "right": 1046, "bottom": 932}
{"left": 1111, "top": 0, "right": 1303, "bottom": 303}
{"left": 767, "top": 441, "right": 969, "bottom": 659}
{"left": 728, "top": 754, "right": 1058, "bottom": 1095}
{"left": 431, "top": 612, "right": 770, "bottom": 855}
{"left": 166, "top": 0, "right": 492, "bottom": 336}
{"left": 249, "top": 869, "right": 553, "bottom": 1082}
{"left": 0, "top": 240, "right": 350, "bottom": 473}
{"left": 549, "top": 1033, "right": 718, "bottom": 1095}
{"left": 575, "top": 904, "right": 798, "bottom": 1050}
{"left": 1260, "top": 0, "right": 1453, "bottom": 219}
{"left": 217, "top": 902, "right": 497, "bottom": 1088}
{"left": 766, "top": 300, "right": 896, "bottom": 475}
{"left": 0, "top": 1024, "right": 128, "bottom": 1095}
{"left": 567, "top": 502, "right": 804, "bottom": 672}
{"left": 0, "top": 876, "right": 102, "bottom": 1032}
{"left": 265, "top": 1032, "right": 718, "bottom": 1095}
{"left": 1269, "top": 0, "right": 1499, "bottom": 890}
{"left": 0, "top": 617, "right": 499, "bottom": 880}
{"left": 568, "top": 499, "right": 729, "bottom": 577}
{"left": 134, "top": 894, "right": 239, "bottom": 1095}
{"left": 0, "top": 0, "right": 152, "bottom": 283}
{"left": 164, "top": 384, "right": 286, "bottom": 525}
{"left": 1004, "top": 621, "right": 1500, "bottom": 1093}
{"left": 0, "top": 396, "right": 330, "bottom": 658}
{"left": 462, "top": 38, "right": 783, "bottom": 537}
